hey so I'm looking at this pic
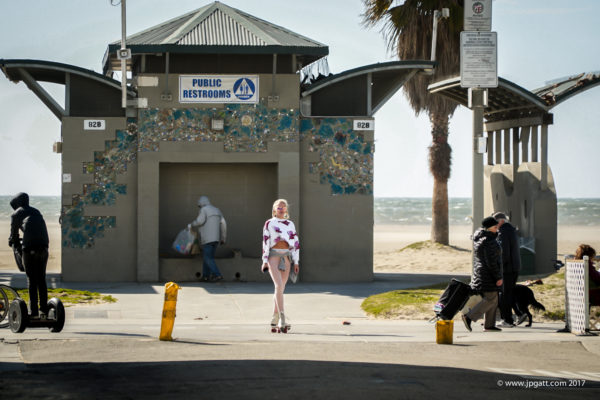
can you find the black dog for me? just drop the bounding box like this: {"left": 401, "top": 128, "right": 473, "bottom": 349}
{"left": 513, "top": 284, "right": 546, "bottom": 327}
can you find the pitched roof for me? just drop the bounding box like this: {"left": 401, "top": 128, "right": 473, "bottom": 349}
{"left": 103, "top": 1, "right": 328, "bottom": 73}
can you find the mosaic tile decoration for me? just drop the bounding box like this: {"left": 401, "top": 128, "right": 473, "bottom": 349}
{"left": 137, "top": 104, "right": 299, "bottom": 152}
{"left": 300, "top": 118, "right": 373, "bottom": 195}
{"left": 62, "top": 124, "right": 137, "bottom": 248}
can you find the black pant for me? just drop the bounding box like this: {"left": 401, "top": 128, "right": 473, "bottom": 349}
{"left": 500, "top": 271, "right": 518, "bottom": 324}
{"left": 22, "top": 248, "right": 49, "bottom": 316}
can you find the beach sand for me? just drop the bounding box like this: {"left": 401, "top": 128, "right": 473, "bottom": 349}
{"left": 374, "top": 224, "right": 600, "bottom": 275}
{"left": 0, "top": 221, "right": 598, "bottom": 276}
{"left": 0, "top": 221, "right": 61, "bottom": 273}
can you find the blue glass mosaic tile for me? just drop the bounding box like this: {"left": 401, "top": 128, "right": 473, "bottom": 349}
{"left": 300, "top": 118, "right": 373, "bottom": 195}
{"left": 62, "top": 127, "right": 136, "bottom": 248}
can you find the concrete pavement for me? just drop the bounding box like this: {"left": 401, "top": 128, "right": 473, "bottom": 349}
{"left": 0, "top": 270, "right": 596, "bottom": 345}
{"left": 1, "top": 270, "right": 600, "bottom": 398}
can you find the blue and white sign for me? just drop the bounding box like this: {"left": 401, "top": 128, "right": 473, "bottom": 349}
{"left": 179, "top": 75, "right": 259, "bottom": 104}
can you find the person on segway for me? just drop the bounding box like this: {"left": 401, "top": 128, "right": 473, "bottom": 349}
{"left": 8, "top": 192, "right": 50, "bottom": 319}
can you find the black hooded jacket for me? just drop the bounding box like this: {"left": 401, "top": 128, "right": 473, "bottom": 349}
{"left": 9, "top": 192, "right": 49, "bottom": 251}
{"left": 470, "top": 228, "right": 503, "bottom": 292}
{"left": 497, "top": 222, "right": 521, "bottom": 273}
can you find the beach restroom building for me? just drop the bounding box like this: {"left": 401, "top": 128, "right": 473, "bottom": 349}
{"left": 1, "top": 2, "right": 434, "bottom": 282}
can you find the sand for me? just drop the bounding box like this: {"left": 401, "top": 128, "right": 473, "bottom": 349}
{"left": 374, "top": 224, "right": 600, "bottom": 275}
{"left": 0, "top": 221, "right": 61, "bottom": 272}
{"left": 0, "top": 221, "right": 598, "bottom": 276}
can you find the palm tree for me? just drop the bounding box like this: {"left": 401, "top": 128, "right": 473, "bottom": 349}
{"left": 363, "top": 0, "right": 463, "bottom": 245}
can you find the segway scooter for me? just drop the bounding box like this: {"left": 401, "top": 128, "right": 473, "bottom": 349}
{"left": 5, "top": 242, "right": 65, "bottom": 333}
{"left": 8, "top": 297, "right": 65, "bottom": 333}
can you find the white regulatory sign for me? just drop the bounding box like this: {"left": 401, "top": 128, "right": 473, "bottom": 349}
{"left": 353, "top": 120, "right": 374, "bottom": 131}
{"left": 84, "top": 120, "right": 106, "bottom": 130}
{"left": 460, "top": 31, "right": 498, "bottom": 88}
{"left": 464, "top": 0, "right": 492, "bottom": 31}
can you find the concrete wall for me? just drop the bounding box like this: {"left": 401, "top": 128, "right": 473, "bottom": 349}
{"left": 137, "top": 73, "right": 299, "bottom": 110}
{"left": 60, "top": 117, "right": 137, "bottom": 281}
{"left": 134, "top": 71, "right": 302, "bottom": 281}
{"left": 299, "top": 117, "right": 374, "bottom": 282}
{"left": 484, "top": 162, "right": 557, "bottom": 275}
{"left": 159, "top": 162, "right": 277, "bottom": 258}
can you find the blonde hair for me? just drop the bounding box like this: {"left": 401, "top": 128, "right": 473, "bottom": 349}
{"left": 272, "top": 198, "right": 289, "bottom": 219}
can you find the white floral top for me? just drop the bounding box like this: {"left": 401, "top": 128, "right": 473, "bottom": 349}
{"left": 262, "top": 218, "right": 300, "bottom": 264}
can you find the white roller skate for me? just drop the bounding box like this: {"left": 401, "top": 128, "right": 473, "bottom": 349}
{"left": 270, "top": 312, "right": 279, "bottom": 333}
{"left": 276, "top": 312, "right": 290, "bottom": 333}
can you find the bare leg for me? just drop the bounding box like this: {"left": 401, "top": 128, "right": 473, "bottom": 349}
{"left": 268, "top": 257, "right": 284, "bottom": 314}
{"left": 267, "top": 256, "right": 291, "bottom": 314}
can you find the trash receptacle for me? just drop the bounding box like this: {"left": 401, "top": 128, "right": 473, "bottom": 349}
{"left": 436, "top": 320, "right": 453, "bottom": 344}
{"left": 520, "top": 246, "right": 535, "bottom": 275}
{"left": 519, "top": 237, "right": 535, "bottom": 275}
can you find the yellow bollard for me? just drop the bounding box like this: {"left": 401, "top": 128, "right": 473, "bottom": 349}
{"left": 159, "top": 282, "right": 180, "bottom": 341}
{"left": 435, "top": 320, "right": 454, "bottom": 344}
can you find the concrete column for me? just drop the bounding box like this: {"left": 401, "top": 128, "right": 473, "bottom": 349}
{"left": 486, "top": 131, "right": 494, "bottom": 165}
{"left": 278, "top": 152, "right": 300, "bottom": 223}
{"left": 512, "top": 127, "right": 520, "bottom": 181}
{"left": 503, "top": 129, "right": 511, "bottom": 164}
{"left": 541, "top": 124, "right": 548, "bottom": 191}
{"left": 521, "top": 125, "right": 531, "bottom": 163}
{"left": 137, "top": 152, "right": 160, "bottom": 282}
{"left": 531, "top": 125, "right": 539, "bottom": 162}
{"left": 494, "top": 129, "right": 502, "bottom": 166}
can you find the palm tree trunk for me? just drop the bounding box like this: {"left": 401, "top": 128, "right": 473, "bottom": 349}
{"left": 431, "top": 179, "right": 449, "bottom": 244}
{"left": 429, "top": 112, "right": 451, "bottom": 245}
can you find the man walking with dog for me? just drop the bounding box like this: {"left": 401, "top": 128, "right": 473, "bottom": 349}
{"left": 493, "top": 212, "right": 522, "bottom": 327}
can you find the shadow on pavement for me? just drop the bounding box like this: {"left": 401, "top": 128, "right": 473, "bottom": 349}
{"left": 1, "top": 359, "right": 596, "bottom": 399}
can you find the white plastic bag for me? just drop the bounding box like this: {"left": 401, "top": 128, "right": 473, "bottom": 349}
{"left": 172, "top": 228, "right": 196, "bottom": 255}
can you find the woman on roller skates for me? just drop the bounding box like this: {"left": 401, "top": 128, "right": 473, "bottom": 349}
{"left": 261, "top": 199, "right": 300, "bottom": 333}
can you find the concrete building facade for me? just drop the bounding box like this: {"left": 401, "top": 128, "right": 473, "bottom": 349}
{"left": 2, "top": 2, "right": 433, "bottom": 282}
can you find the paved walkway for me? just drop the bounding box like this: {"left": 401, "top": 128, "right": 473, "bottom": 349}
{"left": 1, "top": 270, "right": 597, "bottom": 347}
{"left": 2, "top": 270, "right": 600, "bottom": 397}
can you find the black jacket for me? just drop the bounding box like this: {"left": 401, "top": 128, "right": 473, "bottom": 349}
{"left": 497, "top": 222, "right": 521, "bottom": 273}
{"left": 471, "top": 228, "right": 503, "bottom": 292}
{"left": 9, "top": 192, "right": 49, "bottom": 251}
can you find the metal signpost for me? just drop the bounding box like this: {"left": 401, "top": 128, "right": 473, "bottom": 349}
{"left": 460, "top": 0, "right": 497, "bottom": 235}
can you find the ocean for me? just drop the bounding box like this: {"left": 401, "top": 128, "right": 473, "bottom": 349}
{"left": 0, "top": 196, "right": 598, "bottom": 226}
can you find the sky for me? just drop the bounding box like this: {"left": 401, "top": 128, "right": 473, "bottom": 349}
{"left": 0, "top": 0, "right": 599, "bottom": 198}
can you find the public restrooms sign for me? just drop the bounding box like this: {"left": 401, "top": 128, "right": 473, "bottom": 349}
{"left": 179, "top": 75, "right": 259, "bottom": 104}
